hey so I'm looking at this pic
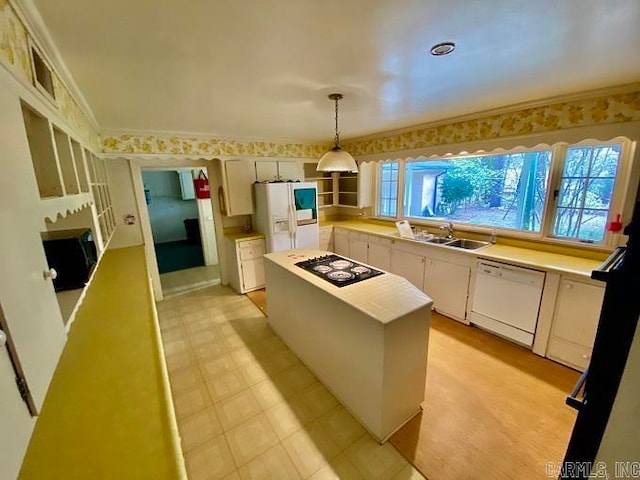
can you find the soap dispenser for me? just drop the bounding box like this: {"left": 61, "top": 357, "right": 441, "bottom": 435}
{"left": 490, "top": 228, "right": 497, "bottom": 244}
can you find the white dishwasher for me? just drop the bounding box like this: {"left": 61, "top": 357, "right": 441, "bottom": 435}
{"left": 470, "top": 260, "right": 545, "bottom": 347}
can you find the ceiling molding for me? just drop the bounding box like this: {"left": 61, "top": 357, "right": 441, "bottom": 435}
{"left": 10, "top": 0, "right": 100, "bottom": 132}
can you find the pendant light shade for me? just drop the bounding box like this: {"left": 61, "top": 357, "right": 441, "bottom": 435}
{"left": 317, "top": 93, "right": 358, "bottom": 173}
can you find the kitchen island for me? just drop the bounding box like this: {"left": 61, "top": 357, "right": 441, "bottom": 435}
{"left": 264, "top": 249, "right": 433, "bottom": 443}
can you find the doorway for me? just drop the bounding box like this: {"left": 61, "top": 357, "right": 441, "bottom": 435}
{"left": 141, "top": 169, "right": 220, "bottom": 296}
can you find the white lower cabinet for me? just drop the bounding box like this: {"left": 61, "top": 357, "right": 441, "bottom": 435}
{"left": 546, "top": 277, "right": 605, "bottom": 371}
{"left": 367, "top": 236, "right": 392, "bottom": 271}
{"left": 334, "top": 228, "right": 349, "bottom": 256}
{"left": 424, "top": 258, "right": 471, "bottom": 323}
{"left": 227, "top": 237, "right": 265, "bottom": 293}
{"left": 390, "top": 244, "right": 425, "bottom": 290}
{"left": 349, "top": 232, "right": 368, "bottom": 264}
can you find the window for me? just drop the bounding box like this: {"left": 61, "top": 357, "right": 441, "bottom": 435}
{"left": 552, "top": 144, "right": 621, "bottom": 243}
{"left": 374, "top": 139, "right": 632, "bottom": 247}
{"left": 403, "top": 151, "right": 552, "bottom": 232}
{"left": 378, "top": 162, "right": 398, "bottom": 217}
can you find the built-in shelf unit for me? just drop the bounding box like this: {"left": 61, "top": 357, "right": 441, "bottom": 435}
{"left": 304, "top": 164, "right": 361, "bottom": 208}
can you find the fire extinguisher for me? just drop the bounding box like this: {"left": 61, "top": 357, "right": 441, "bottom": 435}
{"left": 193, "top": 170, "right": 210, "bottom": 199}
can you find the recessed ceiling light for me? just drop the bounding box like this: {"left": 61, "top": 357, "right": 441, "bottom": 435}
{"left": 430, "top": 42, "right": 456, "bottom": 56}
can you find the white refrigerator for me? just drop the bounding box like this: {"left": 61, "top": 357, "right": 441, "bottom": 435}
{"left": 253, "top": 182, "right": 319, "bottom": 252}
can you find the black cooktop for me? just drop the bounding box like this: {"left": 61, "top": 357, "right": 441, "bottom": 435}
{"left": 295, "top": 254, "right": 384, "bottom": 287}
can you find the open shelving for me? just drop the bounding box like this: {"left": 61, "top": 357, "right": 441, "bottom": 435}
{"left": 21, "top": 103, "right": 63, "bottom": 198}
{"left": 304, "top": 163, "right": 335, "bottom": 207}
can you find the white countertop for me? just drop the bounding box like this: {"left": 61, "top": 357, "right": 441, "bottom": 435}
{"left": 264, "top": 249, "right": 433, "bottom": 325}
{"left": 324, "top": 220, "right": 604, "bottom": 278}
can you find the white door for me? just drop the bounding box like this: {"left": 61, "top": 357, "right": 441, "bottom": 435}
{"left": 424, "top": 258, "right": 471, "bottom": 322}
{"left": 390, "top": 248, "right": 425, "bottom": 289}
{"left": 0, "top": 83, "right": 66, "bottom": 412}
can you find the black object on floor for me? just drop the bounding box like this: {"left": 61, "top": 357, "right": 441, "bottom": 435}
{"left": 155, "top": 240, "right": 204, "bottom": 274}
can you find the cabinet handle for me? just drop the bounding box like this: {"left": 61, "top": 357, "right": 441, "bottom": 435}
{"left": 565, "top": 282, "right": 573, "bottom": 289}
{"left": 582, "top": 354, "right": 591, "bottom": 360}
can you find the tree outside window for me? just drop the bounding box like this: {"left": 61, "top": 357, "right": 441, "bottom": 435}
{"left": 552, "top": 145, "right": 621, "bottom": 242}
{"left": 403, "top": 151, "right": 552, "bottom": 232}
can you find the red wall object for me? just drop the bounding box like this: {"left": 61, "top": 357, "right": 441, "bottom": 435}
{"left": 194, "top": 170, "right": 210, "bottom": 199}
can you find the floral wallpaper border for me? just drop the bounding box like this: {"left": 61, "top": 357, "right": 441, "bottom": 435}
{"left": 103, "top": 90, "right": 640, "bottom": 158}
{"left": 0, "top": 1, "right": 99, "bottom": 149}
{"left": 101, "top": 134, "right": 328, "bottom": 158}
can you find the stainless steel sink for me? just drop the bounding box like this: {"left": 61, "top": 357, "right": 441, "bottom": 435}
{"left": 421, "top": 237, "right": 455, "bottom": 244}
{"left": 446, "top": 238, "right": 490, "bottom": 250}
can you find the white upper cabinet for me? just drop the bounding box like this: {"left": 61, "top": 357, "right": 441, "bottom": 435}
{"left": 277, "top": 161, "right": 304, "bottom": 181}
{"left": 255, "top": 162, "right": 279, "bottom": 182}
{"left": 222, "top": 160, "right": 256, "bottom": 216}
{"left": 255, "top": 161, "right": 303, "bottom": 182}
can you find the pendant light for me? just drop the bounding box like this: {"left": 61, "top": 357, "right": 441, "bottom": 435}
{"left": 317, "top": 93, "right": 358, "bottom": 173}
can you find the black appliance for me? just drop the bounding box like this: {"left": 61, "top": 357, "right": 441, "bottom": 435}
{"left": 41, "top": 228, "right": 97, "bottom": 291}
{"left": 561, "top": 200, "right": 640, "bottom": 479}
{"left": 295, "top": 254, "right": 384, "bottom": 287}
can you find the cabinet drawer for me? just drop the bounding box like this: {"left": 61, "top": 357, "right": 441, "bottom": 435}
{"left": 238, "top": 238, "right": 264, "bottom": 248}
{"left": 239, "top": 244, "right": 264, "bottom": 260}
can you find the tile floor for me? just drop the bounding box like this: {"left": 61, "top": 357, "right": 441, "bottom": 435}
{"left": 161, "top": 264, "right": 221, "bottom": 297}
{"left": 157, "top": 285, "right": 425, "bottom": 480}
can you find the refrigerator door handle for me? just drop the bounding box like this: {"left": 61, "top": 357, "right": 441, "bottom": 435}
{"left": 289, "top": 189, "right": 297, "bottom": 248}
{"left": 566, "top": 366, "right": 589, "bottom": 411}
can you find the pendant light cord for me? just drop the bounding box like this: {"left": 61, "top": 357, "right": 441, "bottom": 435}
{"left": 334, "top": 96, "right": 340, "bottom": 148}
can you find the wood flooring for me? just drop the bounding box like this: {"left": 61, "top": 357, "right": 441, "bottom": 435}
{"left": 245, "top": 291, "right": 580, "bottom": 479}
{"left": 390, "top": 312, "right": 580, "bottom": 480}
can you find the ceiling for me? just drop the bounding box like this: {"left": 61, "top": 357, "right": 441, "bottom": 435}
{"left": 29, "top": 0, "right": 640, "bottom": 143}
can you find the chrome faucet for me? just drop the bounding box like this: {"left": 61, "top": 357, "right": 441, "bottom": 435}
{"left": 439, "top": 222, "right": 454, "bottom": 239}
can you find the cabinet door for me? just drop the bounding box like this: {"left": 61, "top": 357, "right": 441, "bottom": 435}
{"left": 334, "top": 229, "right": 349, "bottom": 256}
{"left": 278, "top": 162, "right": 303, "bottom": 181}
{"left": 255, "top": 161, "right": 278, "bottom": 182}
{"left": 319, "top": 227, "right": 334, "bottom": 252}
{"left": 546, "top": 279, "right": 604, "bottom": 370}
{"left": 424, "top": 258, "right": 470, "bottom": 322}
{"left": 368, "top": 237, "right": 391, "bottom": 271}
{"left": 349, "top": 235, "right": 368, "bottom": 264}
{"left": 553, "top": 280, "right": 604, "bottom": 346}
{"left": 224, "top": 160, "right": 255, "bottom": 215}
{"left": 390, "top": 248, "right": 425, "bottom": 290}
{"left": 241, "top": 258, "right": 265, "bottom": 292}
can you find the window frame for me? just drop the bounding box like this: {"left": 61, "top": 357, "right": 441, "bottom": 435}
{"left": 371, "top": 137, "right": 636, "bottom": 250}
{"left": 375, "top": 160, "right": 401, "bottom": 219}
